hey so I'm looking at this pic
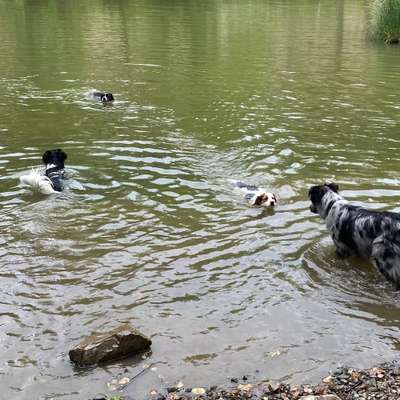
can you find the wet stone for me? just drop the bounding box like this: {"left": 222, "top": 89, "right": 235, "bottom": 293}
{"left": 69, "top": 323, "right": 152, "bottom": 366}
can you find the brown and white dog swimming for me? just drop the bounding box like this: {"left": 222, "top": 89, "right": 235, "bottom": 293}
{"left": 309, "top": 182, "right": 400, "bottom": 288}
{"left": 232, "top": 180, "right": 277, "bottom": 207}
{"left": 20, "top": 149, "right": 67, "bottom": 195}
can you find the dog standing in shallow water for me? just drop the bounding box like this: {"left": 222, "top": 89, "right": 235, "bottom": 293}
{"left": 309, "top": 182, "right": 400, "bottom": 288}
{"left": 20, "top": 149, "right": 67, "bottom": 195}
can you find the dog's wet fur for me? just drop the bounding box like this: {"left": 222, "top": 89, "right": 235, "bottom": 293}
{"left": 92, "top": 91, "right": 114, "bottom": 103}
{"left": 42, "top": 149, "right": 67, "bottom": 192}
{"left": 234, "top": 181, "right": 277, "bottom": 207}
{"left": 309, "top": 182, "right": 400, "bottom": 288}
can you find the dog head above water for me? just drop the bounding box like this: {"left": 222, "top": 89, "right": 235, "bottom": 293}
{"left": 251, "top": 191, "right": 277, "bottom": 207}
{"left": 42, "top": 149, "right": 67, "bottom": 169}
{"left": 42, "top": 149, "right": 68, "bottom": 192}
{"left": 233, "top": 181, "right": 277, "bottom": 208}
{"left": 92, "top": 91, "right": 114, "bottom": 102}
{"left": 308, "top": 182, "right": 339, "bottom": 214}
{"left": 100, "top": 93, "right": 114, "bottom": 102}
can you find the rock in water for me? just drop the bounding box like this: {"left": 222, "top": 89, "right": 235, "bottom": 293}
{"left": 69, "top": 323, "right": 152, "bottom": 365}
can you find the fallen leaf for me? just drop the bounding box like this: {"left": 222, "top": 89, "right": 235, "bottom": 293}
{"left": 303, "top": 386, "right": 313, "bottom": 394}
{"left": 191, "top": 387, "right": 206, "bottom": 395}
{"left": 237, "top": 384, "right": 253, "bottom": 391}
{"left": 371, "top": 367, "right": 385, "bottom": 378}
{"left": 350, "top": 371, "right": 360, "bottom": 381}
{"left": 267, "top": 350, "right": 281, "bottom": 358}
{"left": 118, "top": 377, "right": 130, "bottom": 386}
{"left": 107, "top": 379, "right": 118, "bottom": 391}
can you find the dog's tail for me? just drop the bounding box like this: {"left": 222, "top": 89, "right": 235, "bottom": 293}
{"left": 20, "top": 169, "right": 56, "bottom": 195}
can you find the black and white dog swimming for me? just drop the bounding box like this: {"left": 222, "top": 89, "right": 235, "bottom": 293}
{"left": 309, "top": 182, "right": 400, "bottom": 287}
{"left": 233, "top": 181, "right": 277, "bottom": 207}
{"left": 20, "top": 149, "right": 67, "bottom": 195}
{"left": 92, "top": 91, "right": 114, "bottom": 103}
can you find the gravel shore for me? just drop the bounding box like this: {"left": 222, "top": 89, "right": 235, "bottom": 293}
{"left": 94, "top": 360, "right": 400, "bottom": 400}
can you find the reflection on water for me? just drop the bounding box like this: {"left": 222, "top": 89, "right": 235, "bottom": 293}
{"left": 1, "top": 0, "right": 400, "bottom": 399}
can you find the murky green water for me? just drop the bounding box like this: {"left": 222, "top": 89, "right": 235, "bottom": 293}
{"left": 1, "top": 0, "right": 400, "bottom": 398}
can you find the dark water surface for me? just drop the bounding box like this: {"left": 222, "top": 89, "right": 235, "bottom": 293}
{"left": 1, "top": 0, "right": 400, "bottom": 399}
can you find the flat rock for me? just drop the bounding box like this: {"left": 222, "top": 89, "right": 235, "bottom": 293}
{"left": 69, "top": 323, "right": 152, "bottom": 365}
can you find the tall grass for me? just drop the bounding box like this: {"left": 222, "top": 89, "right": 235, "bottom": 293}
{"left": 370, "top": 0, "right": 400, "bottom": 43}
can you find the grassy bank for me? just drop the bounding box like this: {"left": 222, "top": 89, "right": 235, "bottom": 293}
{"left": 369, "top": 0, "right": 400, "bottom": 43}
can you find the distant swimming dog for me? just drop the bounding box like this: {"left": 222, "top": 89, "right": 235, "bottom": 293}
{"left": 234, "top": 181, "right": 277, "bottom": 207}
{"left": 309, "top": 182, "right": 400, "bottom": 287}
{"left": 20, "top": 149, "right": 67, "bottom": 195}
{"left": 92, "top": 91, "right": 114, "bottom": 103}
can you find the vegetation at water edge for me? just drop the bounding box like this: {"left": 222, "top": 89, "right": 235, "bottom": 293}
{"left": 369, "top": 0, "right": 400, "bottom": 43}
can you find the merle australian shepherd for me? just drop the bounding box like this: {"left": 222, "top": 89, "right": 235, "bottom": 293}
{"left": 20, "top": 149, "right": 67, "bottom": 195}
{"left": 309, "top": 182, "right": 400, "bottom": 288}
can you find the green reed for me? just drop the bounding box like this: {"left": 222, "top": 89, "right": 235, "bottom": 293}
{"left": 370, "top": 0, "right": 400, "bottom": 43}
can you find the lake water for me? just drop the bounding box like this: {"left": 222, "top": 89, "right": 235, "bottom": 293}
{"left": 1, "top": 0, "right": 400, "bottom": 399}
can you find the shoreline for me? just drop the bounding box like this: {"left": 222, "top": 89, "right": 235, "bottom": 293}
{"left": 94, "top": 360, "right": 400, "bottom": 400}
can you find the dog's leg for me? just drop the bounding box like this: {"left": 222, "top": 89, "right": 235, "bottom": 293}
{"left": 332, "top": 238, "right": 351, "bottom": 259}
{"left": 336, "top": 248, "right": 350, "bottom": 258}
{"left": 371, "top": 236, "right": 400, "bottom": 288}
{"left": 372, "top": 258, "right": 400, "bottom": 289}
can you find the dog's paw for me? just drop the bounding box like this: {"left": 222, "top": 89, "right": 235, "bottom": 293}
{"left": 335, "top": 248, "right": 351, "bottom": 259}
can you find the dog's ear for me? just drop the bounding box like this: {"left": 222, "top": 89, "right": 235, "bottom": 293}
{"left": 309, "top": 185, "right": 325, "bottom": 202}
{"left": 60, "top": 150, "right": 67, "bottom": 162}
{"left": 253, "top": 194, "right": 264, "bottom": 206}
{"left": 42, "top": 150, "right": 51, "bottom": 164}
{"left": 327, "top": 183, "right": 339, "bottom": 193}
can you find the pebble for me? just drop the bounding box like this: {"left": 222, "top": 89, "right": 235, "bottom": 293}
{"left": 191, "top": 388, "right": 206, "bottom": 395}
{"left": 90, "top": 361, "right": 400, "bottom": 400}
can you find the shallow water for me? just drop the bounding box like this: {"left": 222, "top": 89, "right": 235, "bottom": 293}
{"left": 1, "top": 0, "right": 400, "bottom": 399}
